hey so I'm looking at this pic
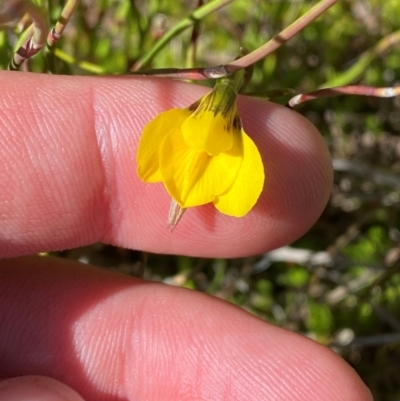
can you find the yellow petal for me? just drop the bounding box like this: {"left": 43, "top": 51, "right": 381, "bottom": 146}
{"left": 181, "top": 86, "right": 241, "bottom": 156}
{"left": 159, "top": 129, "right": 242, "bottom": 208}
{"left": 214, "top": 131, "right": 264, "bottom": 217}
{"left": 137, "top": 108, "right": 191, "bottom": 182}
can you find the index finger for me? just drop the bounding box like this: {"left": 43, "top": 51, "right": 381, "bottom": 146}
{"left": 0, "top": 71, "right": 332, "bottom": 258}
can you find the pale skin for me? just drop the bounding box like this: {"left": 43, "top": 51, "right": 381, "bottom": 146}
{"left": 0, "top": 71, "right": 372, "bottom": 400}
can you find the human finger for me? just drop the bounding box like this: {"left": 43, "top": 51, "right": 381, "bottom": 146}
{"left": 0, "top": 72, "right": 332, "bottom": 258}
{"left": 0, "top": 256, "right": 371, "bottom": 401}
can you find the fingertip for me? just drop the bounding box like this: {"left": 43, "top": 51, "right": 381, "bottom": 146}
{"left": 125, "top": 93, "right": 333, "bottom": 257}
{"left": 241, "top": 97, "right": 333, "bottom": 246}
{"left": 140, "top": 283, "right": 372, "bottom": 401}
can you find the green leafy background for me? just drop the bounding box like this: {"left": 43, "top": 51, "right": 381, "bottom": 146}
{"left": 2, "top": 1, "right": 400, "bottom": 399}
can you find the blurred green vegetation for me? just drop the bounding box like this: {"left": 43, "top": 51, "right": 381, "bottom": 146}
{"left": 2, "top": 1, "right": 400, "bottom": 399}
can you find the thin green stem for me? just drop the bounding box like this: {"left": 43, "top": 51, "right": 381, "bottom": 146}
{"left": 131, "top": 0, "right": 233, "bottom": 71}
{"left": 53, "top": 47, "right": 106, "bottom": 74}
{"left": 321, "top": 29, "right": 400, "bottom": 87}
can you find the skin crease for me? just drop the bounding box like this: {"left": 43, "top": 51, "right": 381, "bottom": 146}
{"left": 0, "top": 71, "right": 372, "bottom": 401}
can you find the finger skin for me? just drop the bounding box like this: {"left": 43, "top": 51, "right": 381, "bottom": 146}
{"left": 0, "top": 376, "right": 85, "bottom": 401}
{"left": 0, "top": 257, "right": 372, "bottom": 401}
{"left": 0, "top": 71, "right": 332, "bottom": 258}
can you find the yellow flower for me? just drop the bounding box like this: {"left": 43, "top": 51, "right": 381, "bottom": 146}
{"left": 137, "top": 74, "right": 265, "bottom": 228}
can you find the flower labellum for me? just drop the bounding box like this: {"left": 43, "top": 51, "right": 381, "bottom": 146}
{"left": 136, "top": 71, "right": 265, "bottom": 230}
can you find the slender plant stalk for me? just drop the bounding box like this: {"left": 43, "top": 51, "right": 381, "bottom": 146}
{"left": 47, "top": 0, "right": 80, "bottom": 47}
{"left": 224, "top": 0, "right": 339, "bottom": 73}
{"left": 54, "top": 47, "right": 106, "bottom": 74}
{"left": 4, "top": 0, "right": 48, "bottom": 70}
{"left": 186, "top": 0, "right": 203, "bottom": 69}
{"left": 288, "top": 85, "right": 400, "bottom": 107}
{"left": 131, "top": 0, "right": 340, "bottom": 80}
{"left": 321, "top": 29, "right": 400, "bottom": 88}
{"left": 128, "top": 0, "right": 149, "bottom": 62}
{"left": 130, "top": 65, "right": 230, "bottom": 80}
{"left": 131, "top": 0, "right": 233, "bottom": 71}
{"left": 16, "top": 13, "right": 31, "bottom": 32}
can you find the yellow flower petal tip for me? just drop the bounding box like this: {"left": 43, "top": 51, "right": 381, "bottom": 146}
{"left": 136, "top": 72, "right": 265, "bottom": 229}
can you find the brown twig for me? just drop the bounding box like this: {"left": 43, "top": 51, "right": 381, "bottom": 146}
{"left": 288, "top": 85, "right": 400, "bottom": 107}
{"left": 224, "top": 0, "right": 340, "bottom": 73}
